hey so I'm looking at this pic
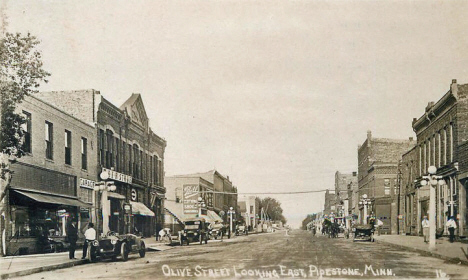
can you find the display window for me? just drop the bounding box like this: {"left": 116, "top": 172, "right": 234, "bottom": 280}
{"left": 10, "top": 206, "right": 75, "bottom": 238}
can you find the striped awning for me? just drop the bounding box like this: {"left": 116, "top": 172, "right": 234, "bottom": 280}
{"left": 130, "top": 201, "right": 155, "bottom": 217}
{"left": 13, "top": 189, "right": 91, "bottom": 208}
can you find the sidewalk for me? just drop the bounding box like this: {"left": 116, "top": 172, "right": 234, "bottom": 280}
{"left": 0, "top": 238, "right": 168, "bottom": 280}
{"left": 374, "top": 234, "right": 468, "bottom": 266}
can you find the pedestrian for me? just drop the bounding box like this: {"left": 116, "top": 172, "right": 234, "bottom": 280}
{"left": 422, "top": 216, "right": 429, "bottom": 243}
{"left": 66, "top": 219, "right": 78, "bottom": 259}
{"left": 376, "top": 219, "right": 384, "bottom": 236}
{"left": 159, "top": 228, "right": 166, "bottom": 243}
{"left": 81, "top": 223, "right": 96, "bottom": 260}
{"left": 446, "top": 216, "right": 457, "bottom": 243}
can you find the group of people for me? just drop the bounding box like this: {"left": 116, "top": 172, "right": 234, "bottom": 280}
{"left": 65, "top": 220, "right": 96, "bottom": 260}
{"left": 421, "top": 215, "right": 458, "bottom": 243}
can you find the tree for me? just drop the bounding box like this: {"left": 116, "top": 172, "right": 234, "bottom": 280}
{"left": 0, "top": 32, "right": 49, "bottom": 255}
{"left": 302, "top": 213, "right": 317, "bottom": 230}
{"left": 258, "top": 197, "right": 287, "bottom": 225}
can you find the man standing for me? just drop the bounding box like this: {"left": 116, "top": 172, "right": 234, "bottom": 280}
{"left": 81, "top": 223, "right": 96, "bottom": 260}
{"left": 446, "top": 216, "right": 457, "bottom": 243}
{"left": 66, "top": 219, "right": 78, "bottom": 259}
{"left": 422, "top": 216, "right": 430, "bottom": 243}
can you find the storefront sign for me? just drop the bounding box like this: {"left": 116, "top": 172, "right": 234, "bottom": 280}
{"left": 101, "top": 168, "right": 132, "bottom": 184}
{"left": 79, "top": 178, "right": 95, "bottom": 189}
{"left": 183, "top": 185, "right": 199, "bottom": 214}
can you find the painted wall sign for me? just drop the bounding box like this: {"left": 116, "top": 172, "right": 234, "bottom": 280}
{"left": 79, "top": 178, "right": 96, "bottom": 189}
{"left": 184, "top": 185, "right": 199, "bottom": 214}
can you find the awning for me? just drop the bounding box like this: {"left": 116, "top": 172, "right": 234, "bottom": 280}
{"left": 13, "top": 189, "right": 91, "bottom": 208}
{"left": 207, "top": 210, "right": 223, "bottom": 223}
{"left": 164, "top": 207, "right": 184, "bottom": 224}
{"left": 129, "top": 201, "right": 155, "bottom": 216}
{"left": 200, "top": 214, "right": 215, "bottom": 224}
{"left": 108, "top": 192, "right": 126, "bottom": 200}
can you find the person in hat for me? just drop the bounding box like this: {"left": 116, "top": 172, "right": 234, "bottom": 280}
{"left": 66, "top": 218, "right": 78, "bottom": 259}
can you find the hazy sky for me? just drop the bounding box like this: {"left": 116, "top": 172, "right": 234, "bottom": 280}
{"left": 4, "top": 0, "right": 468, "bottom": 228}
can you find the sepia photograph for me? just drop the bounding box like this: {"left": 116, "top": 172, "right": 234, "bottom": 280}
{"left": 1, "top": 0, "right": 468, "bottom": 279}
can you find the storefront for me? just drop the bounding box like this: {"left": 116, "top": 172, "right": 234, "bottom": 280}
{"left": 4, "top": 163, "right": 90, "bottom": 256}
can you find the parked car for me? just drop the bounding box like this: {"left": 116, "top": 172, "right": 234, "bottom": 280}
{"left": 86, "top": 231, "right": 146, "bottom": 262}
{"left": 180, "top": 217, "right": 209, "bottom": 245}
{"left": 209, "top": 223, "right": 225, "bottom": 240}
{"left": 236, "top": 224, "right": 248, "bottom": 236}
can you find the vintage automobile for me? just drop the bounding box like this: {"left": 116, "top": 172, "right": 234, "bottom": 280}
{"left": 209, "top": 223, "right": 225, "bottom": 240}
{"left": 353, "top": 225, "right": 374, "bottom": 242}
{"left": 86, "top": 231, "right": 146, "bottom": 262}
{"left": 235, "top": 224, "right": 248, "bottom": 236}
{"left": 180, "top": 217, "right": 209, "bottom": 245}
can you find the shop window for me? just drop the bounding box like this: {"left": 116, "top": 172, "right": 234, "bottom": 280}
{"left": 22, "top": 111, "right": 32, "bottom": 153}
{"left": 45, "top": 121, "right": 53, "bottom": 159}
{"left": 10, "top": 206, "right": 73, "bottom": 238}
{"left": 65, "top": 130, "right": 72, "bottom": 165}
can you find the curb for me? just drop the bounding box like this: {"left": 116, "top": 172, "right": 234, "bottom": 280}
{"left": 1, "top": 259, "right": 86, "bottom": 280}
{"left": 374, "top": 239, "right": 468, "bottom": 266}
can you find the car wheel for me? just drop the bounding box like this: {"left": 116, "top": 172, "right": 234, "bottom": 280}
{"left": 120, "top": 243, "right": 129, "bottom": 262}
{"left": 139, "top": 242, "right": 146, "bottom": 258}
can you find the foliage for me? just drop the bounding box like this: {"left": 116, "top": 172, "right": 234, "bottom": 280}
{"left": 301, "top": 213, "right": 317, "bottom": 230}
{"left": 257, "top": 197, "right": 287, "bottom": 224}
{"left": 0, "top": 32, "right": 50, "bottom": 157}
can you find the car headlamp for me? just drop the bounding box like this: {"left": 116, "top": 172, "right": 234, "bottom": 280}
{"left": 194, "top": 232, "right": 198, "bottom": 236}
{"left": 111, "top": 239, "right": 117, "bottom": 245}
{"left": 92, "top": 240, "right": 99, "bottom": 246}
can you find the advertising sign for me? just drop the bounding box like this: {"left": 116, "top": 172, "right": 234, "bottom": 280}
{"left": 183, "top": 185, "right": 199, "bottom": 214}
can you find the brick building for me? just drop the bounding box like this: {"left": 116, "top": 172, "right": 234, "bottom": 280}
{"left": 358, "top": 131, "right": 415, "bottom": 234}
{"left": 164, "top": 175, "right": 221, "bottom": 233}
{"left": 400, "top": 146, "right": 419, "bottom": 236}
{"left": 412, "top": 79, "right": 468, "bottom": 237}
{"left": 323, "top": 189, "right": 336, "bottom": 216}
{"left": 165, "top": 170, "right": 238, "bottom": 224}
{"left": 334, "top": 171, "right": 357, "bottom": 222}
{"left": 35, "top": 90, "right": 166, "bottom": 238}
{"left": 1, "top": 95, "right": 97, "bottom": 255}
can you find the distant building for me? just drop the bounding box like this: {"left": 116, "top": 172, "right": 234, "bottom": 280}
{"left": 323, "top": 189, "right": 336, "bottom": 216}
{"left": 400, "top": 146, "right": 418, "bottom": 235}
{"left": 238, "top": 195, "right": 260, "bottom": 230}
{"left": 334, "top": 171, "right": 357, "bottom": 218}
{"left": 358, "top": 130, "right": 415, "bottom": 234}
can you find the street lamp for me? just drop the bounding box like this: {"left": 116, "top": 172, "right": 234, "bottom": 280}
{"left": 359, "top": 194, "right": 372, "bottom": 225}
{"left": 94, "top": 170, "right": 117, "bottom": 236}
{"left": 420, "top": 165, "right": 445, "bottom": 250}
{"left": 197, "top": 196, "right": 206, "bottom": 217}
{"left": 228, "top": 207, "right": 235, "bottom": 238}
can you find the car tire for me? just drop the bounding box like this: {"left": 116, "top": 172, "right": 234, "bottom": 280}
{"left": 121, "top": 243, "right": 129, "bottom": 262}
{"left": 139, "top": 242, "right": 146, "bottom": 258}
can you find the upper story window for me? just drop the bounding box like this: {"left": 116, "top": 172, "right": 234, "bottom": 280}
{"left": 384, "top": 179, "right": 390, "bottom": 195}
{"left": 22, "top": 111, "right": 32, "bottom": 153}
{"left": 175, "top": 187, "right": 182, "bottom": 203}
{"left": 45, "top": 121, "right": 53, "bottom": 160}
{"left": 65, "top": 130, "right": 72, "bottom": 165}
{"left": 81, "top": 137, "right": 87, "bottom": 170}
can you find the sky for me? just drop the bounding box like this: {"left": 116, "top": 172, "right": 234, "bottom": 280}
{"left": 3, "top": 0, "right": 468, "bottom": 228}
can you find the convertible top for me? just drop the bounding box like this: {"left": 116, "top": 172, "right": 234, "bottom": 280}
{"left": 353, "top": 224, "right": 374, "bottom": 230}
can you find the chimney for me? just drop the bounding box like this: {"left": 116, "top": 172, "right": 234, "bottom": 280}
{"left": 409, "top": 137, "right": 414, "bottom": 141}
{"left": 367, "top": 130, "right": 372, "bottom": 147}
{"left": 352, "top": 172, "right": 357, "bottom": 176}
{"left": 451, "top": 79, "right": 458, "bottom": 98}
